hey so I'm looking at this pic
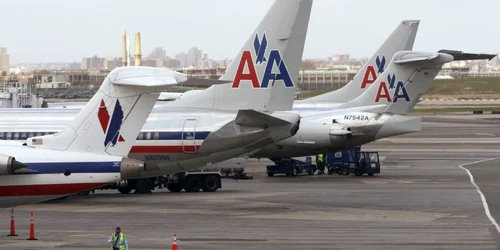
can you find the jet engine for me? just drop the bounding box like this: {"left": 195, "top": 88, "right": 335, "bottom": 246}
{"left": 0, "top": 154, "right": 28, "bottom": 175}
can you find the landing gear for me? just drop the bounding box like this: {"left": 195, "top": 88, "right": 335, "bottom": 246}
{"left": 202, "top": 175, "right": 219, "bottom": 192}
{"left": 135, "top": 179, "right": 153, "bottom": 194}
{"left": 167, "top": 183, "right": 182, "bottom": 193}
{"left": 184, "top": 176, "right": 202, "bottom": 192}
{"left": 118, "top": 187, "right": 132, "bottom": 194}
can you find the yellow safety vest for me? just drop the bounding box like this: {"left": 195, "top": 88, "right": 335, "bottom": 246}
{"left": 111, "top": 233, "right": 125, "bottom": 250}
{"left": 317, "top": 154, "right": 324, "bottom": 162}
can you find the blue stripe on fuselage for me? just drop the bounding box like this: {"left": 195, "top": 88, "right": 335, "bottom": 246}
{"left": 148, "top": 131, "right": 210, "bottom": 140}
{"left": 1, "top": 131, "right": 211, "bottom": 141}
{"left": 20, "top": 162, "right": 121, "bottom": 175}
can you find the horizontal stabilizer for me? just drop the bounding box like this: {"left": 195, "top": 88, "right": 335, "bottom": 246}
{"left": 438, "top": 50, "right": 497, "bottom": 61}
{"left": 301, "top": 104, "right": 386, "bottom": 121}
{"left": 394, "top": 53, "right": 440, "bottom": 64}
{"left": 108, "top": 66, "right": 232, "bottom": 87}
{"left": 235, "top": 110, "right": 291, "bottom": 127}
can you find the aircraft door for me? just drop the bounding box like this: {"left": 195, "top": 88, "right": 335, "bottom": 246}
{"left": 182, "top": 119, "right": 197, "bottom": 153}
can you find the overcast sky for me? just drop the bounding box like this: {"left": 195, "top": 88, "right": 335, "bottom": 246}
{"left": 2, "top": 0, "right": 499, "bottom": 63}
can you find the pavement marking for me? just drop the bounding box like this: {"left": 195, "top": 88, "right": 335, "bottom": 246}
{"left": 459, "top": 157, "right": 500, "bottom": 235}
{"left": 476, "top": 133, "right": 496, "bottom": 137}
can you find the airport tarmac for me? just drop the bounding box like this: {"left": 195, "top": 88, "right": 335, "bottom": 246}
{"left": 1, "top": 115, "right": 500, "bottom": 250}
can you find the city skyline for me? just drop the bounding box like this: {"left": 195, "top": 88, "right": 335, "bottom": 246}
{"left": 1, "top": 0, "right": 500, "bottom": 64}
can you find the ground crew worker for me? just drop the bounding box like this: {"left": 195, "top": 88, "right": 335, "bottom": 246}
{"left": 108, "top": 226, "right": 129, "bottom": 250}
{"left": 316, "top": 154, "right": 325, "bottom": 174}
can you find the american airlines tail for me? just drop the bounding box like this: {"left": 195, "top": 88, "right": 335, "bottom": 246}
{"left": 305, "top": 20, "right": 420, "bottom": 103}
{"left": 25, "top": 67, "right": 218, "bottom": 157}
{"left": 167, "top": 0, "right": 313, "bottom": 111}
{"left": 343, "top": 50, "right": 496, "bottom": 114}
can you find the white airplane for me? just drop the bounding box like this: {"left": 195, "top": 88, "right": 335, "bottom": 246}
{"left": 251, "top": 50, "right": 496, "bottom": 157}
{"left": 0, "top": 66, "right": 223, "bottom": 208}
{"left": 0, "top": 0, "right": 311, "bottom": 193}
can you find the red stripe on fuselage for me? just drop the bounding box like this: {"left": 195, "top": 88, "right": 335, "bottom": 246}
{"left": 0, "top": 183, "right": 109, "bottom": 197}
{"left": 130, "top": 145, "right": 200, "bottom": 153}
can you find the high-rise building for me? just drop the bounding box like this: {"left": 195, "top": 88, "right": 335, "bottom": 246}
{"left": 186, "top": 47, "right": 202, "bottom": 67}
{"left": 81, "top": 55, "right": 105, "bottom": 70}
{"left": 175, "top": 52, "right": 187, "bottom": 67}
{"left": 0, "top": 47, "right": 10, "bottom": 72}
{"left": 148, "top": 47, "right": 166, "bottom": 60}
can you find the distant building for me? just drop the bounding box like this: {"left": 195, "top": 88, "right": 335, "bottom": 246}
{"left": 81, "top": 55, "right": 105, "bottom": 70}
{"left": 198, "top": 53, "right": 217, "bottom": 68}
{"left": 104, "top": 57, "right": 122, "bottom": 70}
{"left": 175, "top": 52, "right": 187, "bottom": 67}
{"left": 67, "top": 62, "right": 81, "bottom": 70}
{"left": 187, "top": 47, "right": 202, "bottom": 67}
{"left": 218, "top": 58, "right": 232, "bottom": 69}
{"left": 0, "top": 47, "right": 10, "bottom": 73}
{"left": 159, "top": 57, "right": 181, "bottom": 69}
{"left": 148, "top": 47, "right": 166, "bottom": 60}
{"left": 140, "top": 59, "right": 157, "bottom": 67}
{"left": 331, "top": 54, "right": 350, "bottom": 64}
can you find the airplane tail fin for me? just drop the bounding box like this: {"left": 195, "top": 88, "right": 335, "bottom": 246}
{"left": 167, "top": 0, "right": 313, "bottom": 111}
{"left": 343, "top": 50, "right": 496, "bottom": 114}
{"left": 26, "top": 67, "right": 222, "bottom": 156}
{"left": 305, "top": 20, "right": 420, "bottom": 103}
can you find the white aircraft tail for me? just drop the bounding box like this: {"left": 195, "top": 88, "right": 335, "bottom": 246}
{"left": 343, "top": 50, "right": 496, "bottom": 114}
{"left": 168, "top": 0, "right": 313, "bottom": 111}
{"left": 26, "top": 67, "right": 222, "bottom": 156}
{"left": 305, "top": 20, "right": 420, "bottom": 103}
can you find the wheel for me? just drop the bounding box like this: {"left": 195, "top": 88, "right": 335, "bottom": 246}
{"left": 308, "top": 168, "right": 314, "bottom": 175}
{"left": 118, "top": 187, "right": 132, "bottom": 194}
{"left": 184, "top": 176, "right": 202, "bottom": 192}
{"left": 267, "top": 172, "right": 274, "bottom": 177}
{"left": 135, "top": 179, "right": 153, "bottom": 194}
{"left": 342, "top": 169, "right": 349, "bottom": 176}
{"left": 292, "top": 167, "right": 298, "bottom": 176}
{"left": 202, "top": 175, "right": 219, "bottom": 192}
{"left": 355, "top": 170, "right": 362, "bottom": 176}
{"left": 286, "top": 173, "right": 291, "bottom": 176}
{"left": 368, "top": 173, "right": 374, "bottom": 177}
{"left": 167, "top": 183, "right": 182, "bottom": 192}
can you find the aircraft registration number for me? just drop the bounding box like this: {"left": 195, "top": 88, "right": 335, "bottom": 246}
{"left": 344, "top": 115, "right": 370, "bottom": 121}
{"left": 145, "top": 155, "right": 171, "bottom": 161}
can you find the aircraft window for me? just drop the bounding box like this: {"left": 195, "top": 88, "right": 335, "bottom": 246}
{"left": 146, "top": 132, "right": 151, "bottom": 140}
{"left": 137, "top": 132, "right": 144, "bottom": 140}
{"left": 21, "top": 132, "right": 26, "bottom": 140}
{"left": 27, "top": 132, "right": 32, "bottom": 138}
{"left": 14, "top": 132, "right": 19, "bottom": 140}
{"left": 6, "top": 132, "right": 11, "bottom": 140}
{"left": 0, "top": 133, "right": 3, "bottom": 139}
{"left": 154, "top": 132, "right": 159, "bottom": 140}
